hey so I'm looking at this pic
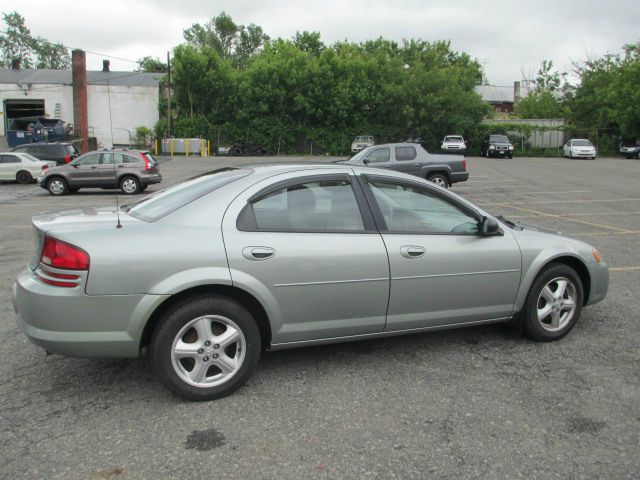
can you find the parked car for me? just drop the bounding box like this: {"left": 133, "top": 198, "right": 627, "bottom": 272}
{"left": 0, "top": 152, "right": 56, "bottom": 184}
{"left": 37, "top": 149, "right": 162, "bottom": 196}
{"left": 344, "top": 142, "right": 468, "bottom": 188}
{"left": 13, "top": 164, "right": 609, "bottom": 400}
{"left": 11, "top": 142, "right": 79, "bottom": 166}
{"left": 351, "top": 135, "right": 375, "bottom": 153}
{"left": 481, "top": 134, "right": 514, "bottom": 158}
{"left": 563, "top": 139, "right": 597, "bottom": 159}
{"left": 440, "top": 135, "right": 467, "bottom": 154}
{"left": 619, "top": 142, "right": 640, "bottom": 159}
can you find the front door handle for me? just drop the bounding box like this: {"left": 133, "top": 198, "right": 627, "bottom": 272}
{"left": 400, "top": 245, "right": 425, "bottom": 258}
{"left": 242, "top": 246, "right": 276, "bottom": 261}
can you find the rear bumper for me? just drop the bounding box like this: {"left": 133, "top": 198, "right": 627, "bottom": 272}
{"left": 450, "top": 171, "right": 469, "bottom": 184}
{"left": 140, "top": 174, "right": 162, "bottom": 186}
{"left": 13, "top": 269, "right": 168, "bottom": 358}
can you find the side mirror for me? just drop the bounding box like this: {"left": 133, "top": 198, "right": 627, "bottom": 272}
{"left": 362, "top": 159, "right": 370, "bottom": 165}
{"left": 479, "top": 216, "right": 500, "bottom": 235}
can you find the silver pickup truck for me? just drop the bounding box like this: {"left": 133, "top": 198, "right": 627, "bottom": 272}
{"left": 343, "top": 142, "right": 469, "bottom": 188}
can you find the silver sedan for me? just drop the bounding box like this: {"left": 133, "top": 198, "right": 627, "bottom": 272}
{"left": 13, "top": 164, "right": 609, "bottom": 400}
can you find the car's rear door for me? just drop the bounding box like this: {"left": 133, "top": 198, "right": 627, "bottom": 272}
{"left": 389, "top": 145, "right": 421, "bottom": 176}
{"left": 360, "top": 174, "right": 521, "bottom": 331}
{"left": 222, "top": 170, "right": 390, "bottom": 345}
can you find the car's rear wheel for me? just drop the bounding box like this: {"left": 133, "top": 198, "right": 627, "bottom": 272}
{"left": 522, "top": 264, "right": 583, "bottom": 342}
{"left": 119, "top": 176, "right": 140, "bottom": 195}
{"left": 151, "top": 295, "right": 261, "bottom": 401}
{"left": 47, "top": 177, "right": 68, "bottom": 196}
{"left": 428, "top": 173, "right": 449, "bottom": 188}
{"left": 16, "top": 170, "right": 33, "bottom": 184}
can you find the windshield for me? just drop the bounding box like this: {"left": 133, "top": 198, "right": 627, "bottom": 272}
{"left": 355, "top": 136, "right": 372, "bottom": 142}
{"left": 490, "top": 135, "right": 509, "bottom": 143}
{"left": 125, "top": 168, "right": 252, "bottom": 222}
{"left": 444, "top": 136, "right": 463, "bottom": 142}
{"left": 347, "top": 146, "right": 374, "bottom": 163}
{"left": 573, "top": 140, "right": 593, "bottom": 147}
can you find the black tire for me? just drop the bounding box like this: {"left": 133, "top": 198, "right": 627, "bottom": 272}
{"left": 140, "top": 185, "right": 148, "bottom": 192}
{"left": 427, "top": 173, "right": 449, "bottom": 189}
{"left": 47, "top": 177, "right": 68, "bottom": 196}
{"left": 569, "top": 151, "right": 573, "bottom": 159}
{"left": 119, "top": 176, "right": 140, "bottom": 195}
{"left": 231, "top": 146, "right": 243, "bottom": 156}
{"left": 151, "top": 295, "right": 261, "bottom": 401}
{"left": 508, "top": 154, "right": 513, "bottom": 159}
{"left": 522, "top": 264, "right": 584, "bottom": 342}
{"left": 16, "top": 170, "right": 33, "bottom": 184}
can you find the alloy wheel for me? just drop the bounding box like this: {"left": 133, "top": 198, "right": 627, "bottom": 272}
{"left": 536, "top": 276, "right": 577, "bottom": 332}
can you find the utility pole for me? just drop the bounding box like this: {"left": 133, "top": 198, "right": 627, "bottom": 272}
{"left": 167, "top": 51, "right": 172, "bottom": 138}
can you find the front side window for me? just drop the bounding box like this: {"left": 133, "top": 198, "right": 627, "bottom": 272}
{"left": 244, "top": 179, "right": 365, "bottom": 232}
{"left": 77, "top": 153, "right": 101, "bottom": 166}
{"left": 1, "top": 155, "right": 20, "bottom": 164}
{"left": 368, "top": 179, "right": 479, "bottom": 234}
{"left": 395, "top": 146, "right": 417, "bottom": 161}
{"left": 366, "top": 147, "right": 390, "bottom": 163}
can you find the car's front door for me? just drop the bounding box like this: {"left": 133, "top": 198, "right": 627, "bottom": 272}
{"left": 222, "top": 171, "right": 390, "bottom": 345}
{"left": 360, "top": 174, "right": 522, "bottom": 331}
{"left": 67, "top": 153, "right": 103, "bottom": 186}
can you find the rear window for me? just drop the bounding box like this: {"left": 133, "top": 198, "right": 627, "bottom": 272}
{"left": 445, "top": 136, "right": 463, "bottom": 142}
{"left": 572, "top": 140, "right": 593, "bottom": 147}
{"left": 125, "top": 168, "right": 252, "bottom": 222}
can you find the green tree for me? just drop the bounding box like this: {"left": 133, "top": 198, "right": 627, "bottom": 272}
{"left": 183, "top": 12, "right": 268, "bottom": 68}
{"left": 515, "top": 60, "right": 568, "bottom": 118}
{"left": 0, "top": 12, "right": 34, "bottom": 68}
{"left": 136, "top": 56, "right": 167, "bottom": 73}
{"left": 0, "top": 11, "right": 70, "bottom": 69}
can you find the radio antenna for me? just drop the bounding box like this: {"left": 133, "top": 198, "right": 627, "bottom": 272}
{"left": 107, "top": 77, "right": 122, "bottom": 229}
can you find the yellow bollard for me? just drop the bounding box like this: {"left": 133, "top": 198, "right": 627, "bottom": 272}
{"left": 170, "top": 139, "right": 174, "bottom": 158}
{"left": 208, "top": 140, "right": 211, "bottom": 157}
{"left": 201, "top": 139, "right": 205, "bottom": 157}
{"left": 154, "top": 139, "right": 158, "bottom": 156}
{"left": 185, "top": 140, "right": 189, "bottom": 158}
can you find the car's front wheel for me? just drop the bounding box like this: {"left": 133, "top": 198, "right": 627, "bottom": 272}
{"left": 522, "top": 264, "right": 583, "bottom": 342}
{"left": 47, "top": 177, "right": 68, "bottom": 196}
{"left": 151, "top": 295, "right": 261, "bottom": 401}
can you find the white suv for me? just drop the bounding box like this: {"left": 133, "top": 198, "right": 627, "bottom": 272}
{"left": 440, "top": 135, "right": 467, "bottom": 154}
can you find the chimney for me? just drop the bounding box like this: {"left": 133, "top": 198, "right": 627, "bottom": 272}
{"left": 11, "top": 58, "right": 21, "bottom": 70}
{"left": 514, "top": 81, "right": 521, "bottom": 102}
{"left": 102, "top": 59, "right": 110, "bottom": 72}
{"left": 72, "top": 49, "right": 88, "bottom": 153}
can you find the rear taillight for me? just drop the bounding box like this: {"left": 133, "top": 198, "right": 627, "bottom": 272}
{"left": 63, "top": 155, "right": 72, "bottom": 163}
{"left": 462, "top": 159, "right": 467, "bottom": 171}
{"left": 40, "top": 236, "right": 90, "bottom": 270}
{"left": 141, "top": 153, "right": 151, "bottom": 170}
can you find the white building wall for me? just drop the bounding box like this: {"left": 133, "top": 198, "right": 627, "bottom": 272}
{"left": 87, "top": 84, "right": 159, "bottom": 147}
{"left": 0, "top": 82, "right": 159, "bottom": 147}
{"left": 0, "top": 83, "right": 74, "bottom": 135}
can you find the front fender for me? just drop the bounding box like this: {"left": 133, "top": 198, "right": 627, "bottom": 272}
{"left": 513, "top": 244, "right": 589, "bottom": 312}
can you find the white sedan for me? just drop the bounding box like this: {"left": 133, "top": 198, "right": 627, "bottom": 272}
{"left": 563, "top": 139, "right": 597, "bottom": 159}
{"left": 0, "top": 152, "right": 56, "bottom": 184}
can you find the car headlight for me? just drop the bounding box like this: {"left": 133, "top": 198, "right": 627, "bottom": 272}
{"left": 592, "top": 248, "right": 603, "bottom": 263}
{"left": 508, "top": 145, "right": 513, "bottom": 150}
{"left": 489, "top": 145, "right": 495, "bottom": 150}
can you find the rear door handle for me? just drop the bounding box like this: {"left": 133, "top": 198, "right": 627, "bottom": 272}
{"left": 400, "top": 245, "right": 425, "bottom": 258}
{"left": 242, "top": 246, "right": 276, "bottom": 261}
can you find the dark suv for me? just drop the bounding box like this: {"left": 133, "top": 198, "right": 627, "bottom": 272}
{"left": 12, "top": 142, "right": 79, "bottom": 166}
{"left": 37, "top": 149, "right": 162, "bottom": 196}
{"left": 481, "top": 134, "right": 514, "bottom": 158}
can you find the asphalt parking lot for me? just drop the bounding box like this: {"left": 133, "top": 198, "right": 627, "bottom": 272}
{"left": 1, "top": 155, "right": 639, "bottom": 479}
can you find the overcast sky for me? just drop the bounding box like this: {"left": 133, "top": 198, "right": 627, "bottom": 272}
{"left": 17, "top": 0, "right": 640, "bottom": 85}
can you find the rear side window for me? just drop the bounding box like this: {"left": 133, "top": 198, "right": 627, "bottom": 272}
{"left": 395, "top": 146, "right": 417, "bottom": 161}
{"left": 126, "top": 168, "right": 252, "bottom": 222}
{"left": 240, "top": 179, "right": 365, "bottom": 232}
